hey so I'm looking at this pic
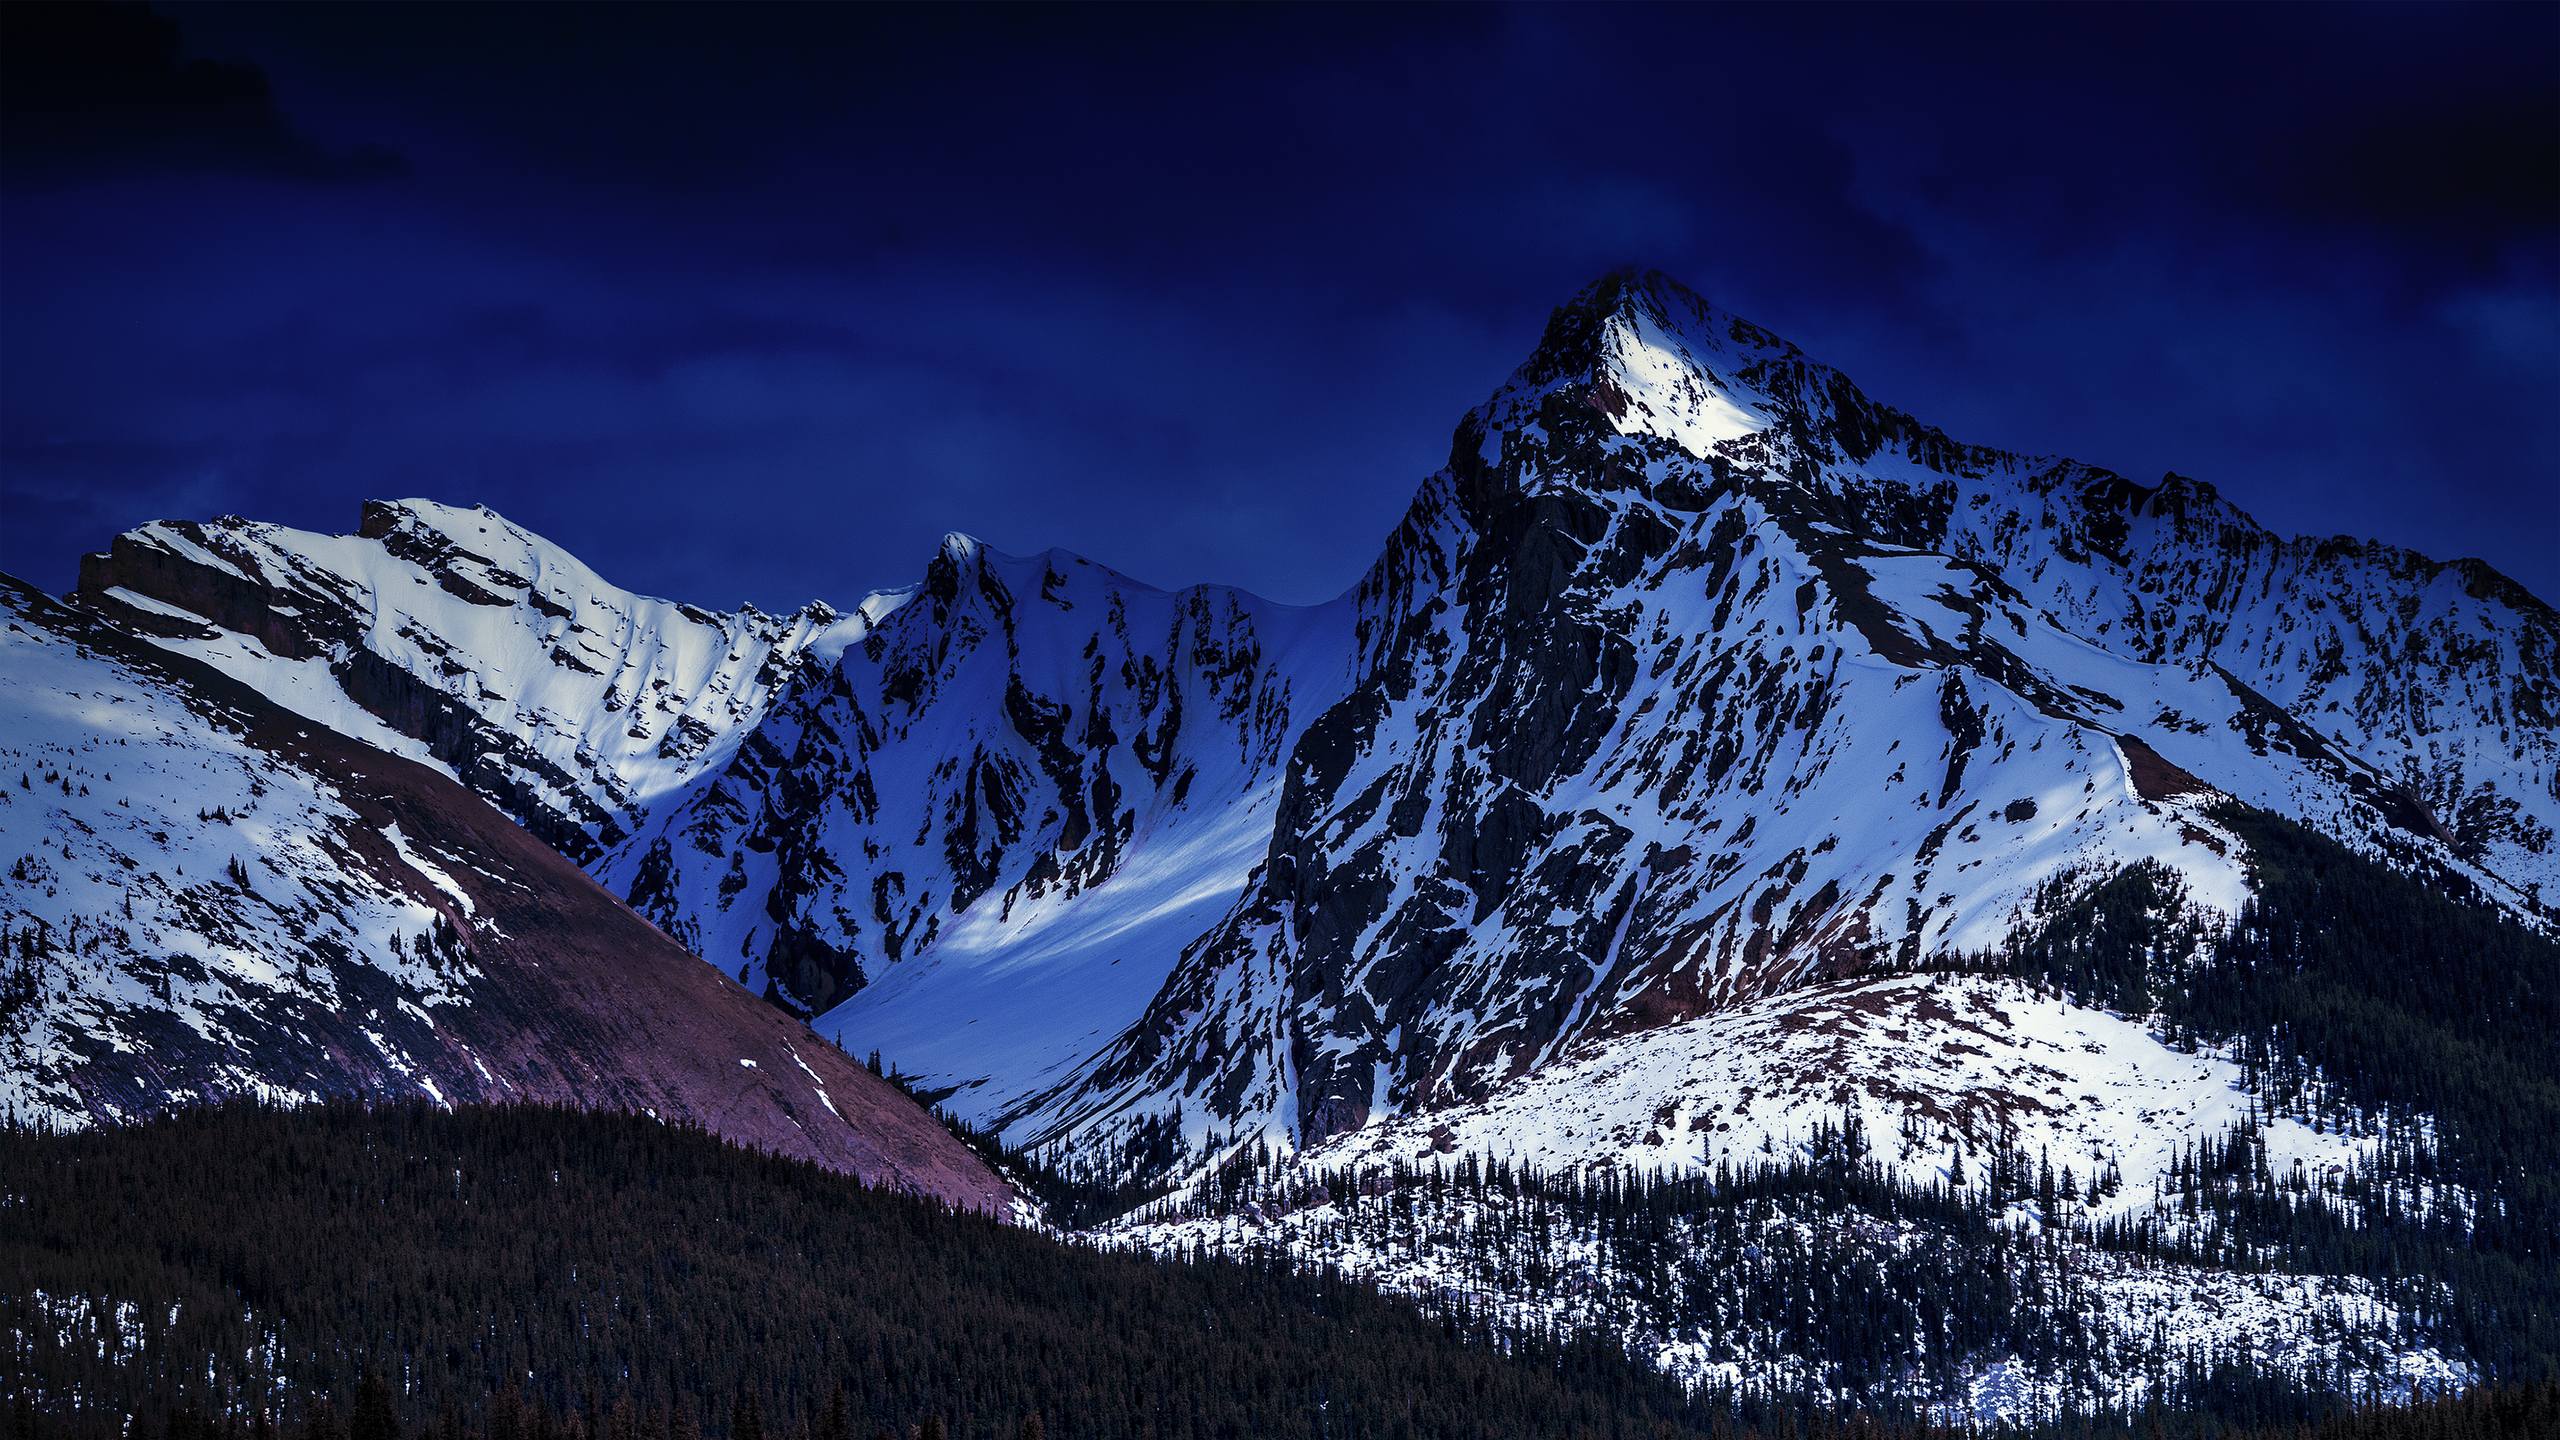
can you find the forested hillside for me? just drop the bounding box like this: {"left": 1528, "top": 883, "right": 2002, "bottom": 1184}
{"left": 1993, "top": 805, "right": 2560, "bottom": 1377}
{"left": 0, "top": 1103, "right": 1702, "bottom": 1440}
{"left": 7, "top": 1103, "right": 2553, "bottom": 1440}
{"left": 1113, "top": 804, "right": 2560, "bottom": 1419}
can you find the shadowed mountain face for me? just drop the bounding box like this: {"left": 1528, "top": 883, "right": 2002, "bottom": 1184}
{"left": 51, "top": 272, "right": 2558, "bottom": 1181}
{"left": 0, "top": 577, "right": 1011, "bottom": 1214}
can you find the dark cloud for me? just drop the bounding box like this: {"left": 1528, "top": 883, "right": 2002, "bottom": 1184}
{"left": 1, "top": 1, "right": 403, "bottom": 185}
{"left": 2263, "top": 84, "right": 2560, "bottom": 272}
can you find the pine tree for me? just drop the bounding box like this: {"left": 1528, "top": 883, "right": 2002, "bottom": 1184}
{"left": 350, "top": 1375, "right": 400, "bottom": 1440}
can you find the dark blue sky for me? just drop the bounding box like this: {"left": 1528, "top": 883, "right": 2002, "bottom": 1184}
{"left": 5, "top": 2, "right": 2554, "bottom": 609}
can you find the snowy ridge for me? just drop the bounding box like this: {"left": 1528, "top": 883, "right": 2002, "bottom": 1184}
{"left": 78, "top": 499, "right": 888, "bottom": 862}
{"left": 61, "top": 274, "right": 2554, "bottom": 1186}
{"left": 1301, "top": 974, "right": 2374, "bottom": 1218}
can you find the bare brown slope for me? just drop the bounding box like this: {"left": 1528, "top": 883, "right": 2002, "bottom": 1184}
{"left": 9, "top": 578, "right": 1012, "bottom": 1215}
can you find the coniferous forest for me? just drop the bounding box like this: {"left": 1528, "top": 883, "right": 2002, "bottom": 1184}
{"left": 1987, "top": 806, "right": 2560, "bottom": 1378}
{"left": 0, "top": 1101, "right": 1706, "bottom": 1439}
{"left": 7, "top": 1101, "right": 2558, "bottom": 1440}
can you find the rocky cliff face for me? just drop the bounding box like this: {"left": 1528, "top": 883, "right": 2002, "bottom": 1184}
{"left": 0, "top": 578, "right": 1012, "bottom": 1213}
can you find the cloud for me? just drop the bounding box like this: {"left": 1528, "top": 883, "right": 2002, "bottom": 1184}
{"left": 0, "top": 2, "right": 404, "bottom": 186}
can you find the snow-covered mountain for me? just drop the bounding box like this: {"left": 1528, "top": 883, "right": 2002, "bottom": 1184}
{"left": 0, "top": 577, "right": 1011, "bottom": 1213}
{"left": 1018, "top": 270, "right": 2555, "bottom": 1167}
{"left": 60, "top": 273, "right": 2554, "bottom": 1189}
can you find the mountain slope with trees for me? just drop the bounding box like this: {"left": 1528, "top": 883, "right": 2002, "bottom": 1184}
{"left": 0, "top": 1102, "right": 1701, "bottom": 1440}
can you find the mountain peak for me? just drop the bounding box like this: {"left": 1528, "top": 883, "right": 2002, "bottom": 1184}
{"left": 1468, "top": 267, "right": 1793, "bottom": 465}
{"left": 921, "top": 530, "right": 993, "bottom": 606}
{"left": 1481, "top": 269, "right": 1983, "bottom": 488}
{"left": 1594, "top": 280, "right": 1782, "bottom": 456}
{"left": 357, "top": 495, "right": 536, "bottom": 548}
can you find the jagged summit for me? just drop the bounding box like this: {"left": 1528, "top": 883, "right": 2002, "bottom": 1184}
{"left": 1521, "top": 273, "right": 2555, "bottom": 617}
{"left": 1481, "top": 269, "right": 1782, "bottom": 462}
{"left": 605, "top": 512, "right": 1355, "bottom": 1019}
